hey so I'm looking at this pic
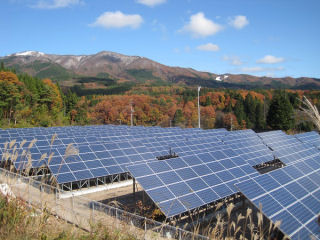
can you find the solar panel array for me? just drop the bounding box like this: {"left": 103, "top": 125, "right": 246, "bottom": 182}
{"left": 1, "top": 125, "right": 320, "bottom": 239}
{"left": 0, "top": 126, "right": 228, "bottom": 184}
{"left": 127, "top": 138, "right": 261, "bottom": 217}
{"left": 0, "top": 130, "right": 156, "bottom": 184}
{"left": 235, "top": 154, "right": 320, "bottom": 239}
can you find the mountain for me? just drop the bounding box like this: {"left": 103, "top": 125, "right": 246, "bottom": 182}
{"left": 1, "top": 51, "right": 320, "bottom": 90}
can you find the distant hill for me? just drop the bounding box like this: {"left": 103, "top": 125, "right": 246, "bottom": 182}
{"left": 1, "top": 51, "right": 319, "bottom": 90}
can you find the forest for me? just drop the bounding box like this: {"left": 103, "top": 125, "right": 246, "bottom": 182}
{"left": 0, "top": 65, "right": 319, "bottom": 133}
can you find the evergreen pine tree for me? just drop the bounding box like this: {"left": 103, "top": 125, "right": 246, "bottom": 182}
{"left": 267, "top": 92, "right": 295, "bottom": 130}
{"left": 244, "top": 94, "right": 256, "bottom": 128}
{"left": 255, "top": 102, "right": 265, "bottom": 130}
{"left": 234, "top": 98, "right": 246, "bottom": 126}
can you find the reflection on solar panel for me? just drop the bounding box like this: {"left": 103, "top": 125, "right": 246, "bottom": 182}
{"left": 127, "top": 145, "right": 259, "bottom": 218}
{"left": 258, "top": 130, "right": 320, "bottom": 166}
{"left": 235, "top": 155, "right": 320, "bottom": 239}
{"left": 294, "top": 131, "right": 320, "bottom": 148}
{"left": 222, "top": 130, "right": 275, "bottom": 166}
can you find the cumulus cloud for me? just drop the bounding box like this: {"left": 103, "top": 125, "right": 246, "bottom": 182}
{"left": 223, "top": 55, "right": 243, "bottom": 65}
{"left": 257, "top": 55, "right": 285, "bottom": 64}
{"left": 137, "top": 0, "right": 166, "bottom": 7}
{"left": 180, "top": 12, "right": 223, "bottom": 38}
{"left": 241, "top": 66, "right": 284, "bottom": 73}
{"left": 33, "top": 0, "right": 82, "bottom": 9}
{"left": 229, "top": 15, "right": 249, "bottom": 29}
{"left": 91, "top": 11, "right": 143, "bottom": 29}
{"left": 197, "top": 43, "right": 219, "bottom": 52}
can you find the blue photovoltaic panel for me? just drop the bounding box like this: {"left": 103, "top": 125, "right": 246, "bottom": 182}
{"left": 236, "top": 155, "right": 320, "bottom": 239}
{"left": 294, "top": 131, "right": 320, "bottom": 149}
{"left": 0, "top": 128, "right": 160, "bottom": 184}
{"left": 127, "top": 142, "right": 259, "bottom": 218}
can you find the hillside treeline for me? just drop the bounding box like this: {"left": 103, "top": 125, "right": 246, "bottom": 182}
{"left": 0, "top": 68, "right": 319, "bottom": 132}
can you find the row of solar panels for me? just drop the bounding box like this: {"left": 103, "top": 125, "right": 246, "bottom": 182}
{"left": 1, "top": 127, "right": 317, "bottom": 187}
{"left": 0, "top": 127, "right": 228, "bottom": 184}
{"left": 2, "top": 129, "right": 273, "bottom": 188}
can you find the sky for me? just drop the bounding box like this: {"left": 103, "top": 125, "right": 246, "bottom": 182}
{"left": 1, "top": 0, "right": 320, "bottom": 78}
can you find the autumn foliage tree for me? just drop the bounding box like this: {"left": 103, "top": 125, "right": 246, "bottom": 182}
{"left": 0, "top": 71, "right": 25, "bottom": 124}
{"left": 0, "top": 70, "right": 65, "bottom": 127}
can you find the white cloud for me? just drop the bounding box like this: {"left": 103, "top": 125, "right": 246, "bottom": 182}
{"left": 197, "top": 43, "right": 219, "bottom": 52}
{"left": 223, "top": 55, "right": 243, "bottom": 65}
{"left": 91, "top": 11, "right": 143, "bottom": 29}
{"left": 241, "top": 66, "right": 284, "bottom": 73}
{"left": 33, "top": 0, "right": 82, "bottom": 9}
{"left": 257, "top": 55, "right": 285, "bottom": 64}
{"left": 180, "top": 12, "right": 223, "bottom": 38}
{"left": 229, "top": 15, "right": 249, "bottom": 29}
{"left": 137, "top": 0, "right": 166, "bottom": 7}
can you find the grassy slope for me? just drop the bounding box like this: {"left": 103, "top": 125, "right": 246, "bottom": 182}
{"left": 0, "top": 194, "right": 137, "bottom": 240}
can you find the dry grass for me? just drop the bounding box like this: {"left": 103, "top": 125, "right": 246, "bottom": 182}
{"left": 299, "top": 95, "right": 320, "bottom": 131}
{"left": 0, "top": 194, "right": 138, "bottom": 240}
{"left": 172, "top": 200, "right": 282, "bottom": 240}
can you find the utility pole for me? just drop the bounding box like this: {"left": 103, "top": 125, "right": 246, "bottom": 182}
{"left": 130, "top": 101, "right": 134, "bottom": 127}
{"left": 230, "top": 116, "right": 233, "bottom": 131}
{"left": 198, "top": 86, "right": 201, "bottom": 128}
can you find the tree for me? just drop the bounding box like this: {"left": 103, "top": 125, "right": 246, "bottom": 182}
{"left": 224, "top": 100, "right": 232, "bottom": 113}
{"left": 0, "top": 72, "right": 24, "bottom": 123}
{"left": 205, "top": 96, "right": 211, "bottom": 106}
{"left": 267, "top": 92, "right": 295, "bottom": 130}
{"left": 255, "top": 102, "right": 265, "bottom": 130}
{"left": 234, "top": 98, "right": 245, "bottom": 126}
{"left": 173, "top": 109, "right": 184, "bottom": 126}
{"left": 244, "top": 94, "right": 256, "bottom": 128}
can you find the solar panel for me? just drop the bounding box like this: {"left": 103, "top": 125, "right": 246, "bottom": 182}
{"left": 294, "top": 131, "right": 320, "bottom": 148}
{"left": 127, "top": 144, "right": 260, "bottom": 218}
{"left": 235, "top": 156, "right": 320, "bottom": 239}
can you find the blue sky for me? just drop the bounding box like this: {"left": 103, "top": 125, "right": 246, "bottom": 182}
{"left": 1, "top": 0, "right": 319, "bottom": 78}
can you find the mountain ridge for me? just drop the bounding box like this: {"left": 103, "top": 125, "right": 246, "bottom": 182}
{"left": 1, "top": 51, "right": 319, "bottom": 90}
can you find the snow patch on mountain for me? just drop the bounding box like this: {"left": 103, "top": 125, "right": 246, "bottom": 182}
{"left": 13, "top": 51, "right": 45, "bottom": 57}
{"left": 215, "top": 75, "right": 228, "bottom": 81}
